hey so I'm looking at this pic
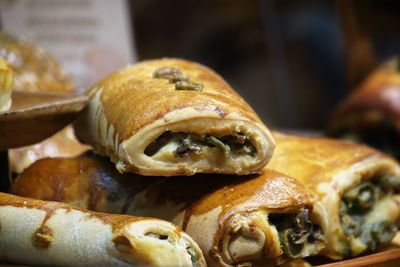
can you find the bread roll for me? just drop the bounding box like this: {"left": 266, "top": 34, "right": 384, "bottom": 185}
{"left": 0, "top": 192, "right": 205, "bottom": 267}
{"left": 268, "top": 131, "right": 400, "bottom": 259}
{"left": 74, "top": 58, "right": 275, "bottom": 176}
{"left": 12, "top": 153, "right": 327, "bottom": 266}
{"left": 327, "top": 57, "right": 400, "bottom": 159}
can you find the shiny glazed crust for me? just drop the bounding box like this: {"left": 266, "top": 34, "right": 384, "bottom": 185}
{"left": 268, "top": 131, "right": 400, "bottom": 259}
{"left": 0, "top": 192, "right": 206, "bottom": 267}
{"left": 328, "top": 57, "right": 400, "bottom": 134}
{"left": 12, "top": 154, "right": 326, "bottom": 266}
{"left": 74, "top": 58, "right": 275, "bottom": 176}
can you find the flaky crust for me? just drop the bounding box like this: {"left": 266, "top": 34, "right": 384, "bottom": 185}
{"left": 74, "top": 58, "right": 275, "bottom": 176}
{"left": 268, "top": 131, "right": 400, "bottom": 259}
{"left": 0, "top": 192, "right": 206, "bottom": 267}
{"left": 12, "top": 154, "right": 325, "bottom": 266}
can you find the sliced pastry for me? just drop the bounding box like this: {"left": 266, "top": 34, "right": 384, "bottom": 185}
{"left": 74, "top": 58, "right": 275, "bottom": 176}
{"left": 268, "top": 131, "right": 400, "bottom": 259}
{"left": 0, "top": 192, "right": 205, "bottom": 267}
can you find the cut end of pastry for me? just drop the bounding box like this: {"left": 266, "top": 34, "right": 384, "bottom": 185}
{"left": 118, "top": 110, "right": 274, "bottom": 176}
{"left": 333, "top": 161, "right": 400, "bottom": 259}
{"left": 74, "top": 58, "right": 275, "bottom": 176}
{"left": 0, "top": 58, "right": 13, "bottom": 112}
{"left": 113, "top": 219, "right": 206, "bottom": 267}
{"left": 215, "top": 209, "right": 325, "bottom": 266}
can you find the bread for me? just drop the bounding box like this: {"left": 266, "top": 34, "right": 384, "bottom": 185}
{"left": 12, "top": 153, "right": 327, "bottom": 266}
{"left": 74, "top": 58, "right": 275, "bottom": 176}
{"left": 268, "top": 131, "right": 400, "bottom": 259}
{"left": 327, "top": 57, "right": 400, "bottom": 158}
{"left": 0, "top": 57, "right": 13, "bottom": 112}
{"left": 0, "top": 192, "right": 206, "bottom": 267}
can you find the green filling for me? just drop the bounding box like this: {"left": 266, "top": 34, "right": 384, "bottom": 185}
{"left": 144, "top": 131, "right": 256, "bottom": 158}
{"left": 340, "top": 176, "right": 399, "bottom": 257}
{"left": 268, "top": 209, "right": 325, "bottom": 259}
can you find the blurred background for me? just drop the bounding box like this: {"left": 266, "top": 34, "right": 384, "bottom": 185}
{"left": 2, "top": 0, "right": 400, "bottom": 130}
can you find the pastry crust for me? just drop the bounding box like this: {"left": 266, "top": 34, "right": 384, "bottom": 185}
{"left": 74, "top": 58, "right": 275, "bottom": 176}
{"left": 268, "top": 131, "right": 400, "bottom": 259}
{"left": 0, "top": 192, "right": 206, "bottom": 267}
{"left": 12, "top": 154, "right": 326, "bottom": 266}
{"left": 327, "top": 57, "right": 400, "bottom": 157}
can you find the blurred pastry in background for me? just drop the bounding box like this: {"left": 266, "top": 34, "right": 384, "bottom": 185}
{"left": 0, "top": 57, "right": 13, "bottom": 112}
{"left": 0, "top": 32, "right": 74, "bottom": 93}
{"left": 75, "top": 58, "right": 275, "bottom": 176}
{"left": 0, "top": 32, "right": 89, "bottom": 175}
{"left": 268, "top": 132, "right": 400, "bottom": 260}
{"left": 12, "top": 153, "right": 327, "bottom": 266}
{"left": 327, "top": 57, "right": 400, "bottom": 158}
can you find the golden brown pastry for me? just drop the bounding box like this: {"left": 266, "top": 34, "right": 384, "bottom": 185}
{"left": 12, "top": 153, "right": 326, "bottom": 266}
{"left": 0, "top": 57, "right": 13, "bottom": 112}
{"left": 0, "top": 192, "right": 206, "bottom": 267}
{"left": 327, "top": 57, "right": 400, "bottom": 158}
{"left": 74, "top": 58, "right": 275, "bottom": 176}
{"left": 268, "top": 131, "right": 400, "bottom": 259}
{"left": 0, "top": 32, "right": 74, "bottom": 93}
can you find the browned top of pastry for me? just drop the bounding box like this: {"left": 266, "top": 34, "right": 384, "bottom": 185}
{"left": 95, "top": 58, "right": 263, "bottom": 140}
{"left": 268, "top": 131, "right": 390, "bottom": 189}
{"left": 0, "top": 191, "right": 158, "bottom": 231}
{"left": 334, "top": 57, "right": 400, "bottom": 121}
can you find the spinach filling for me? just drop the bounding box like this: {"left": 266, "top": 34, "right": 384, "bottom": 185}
{"left": 268, "top": 209, "right": 325, "bottom": 258}
{"left": 144, "top": 131, "right": 256, "bottom": 158}
{"left": 340, "top": 176, "right": 400, "bottom": 257}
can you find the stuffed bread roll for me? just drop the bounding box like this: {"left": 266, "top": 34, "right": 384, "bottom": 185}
{"left": 0, "top": 57, "right": 13, "bottom": 112}
{"left": 12, "top": 154, "right": 326, "bottom": 266}
{"left": 0, "top": 192, "right": 205, "bottom": 267}
{"left": 74, "top": 58, "right": 275, "bottom": 176}
{"left": 268, "top": 131, "right": 400, "bottom": 259}
{"left": 327, "top": 57, "right": 400, "bottom": 159}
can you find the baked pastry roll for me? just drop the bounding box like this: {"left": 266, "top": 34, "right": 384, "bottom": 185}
{"left": 268, "top": 131, "right": 400, "bottom": 259}
{"left": 327, "top": 57, "right": 400, "bottom": 158}
{"left": 0, "top": 57, "right": 13, "bottom": 112}
{"left": 12, "top": 154, "right": 327, "bottom": 266}
{"left": 0, "top": 192, "right": 206, "bottom": 267}
{"left": 74, "top": 58, "right": 275, "bottom": 176}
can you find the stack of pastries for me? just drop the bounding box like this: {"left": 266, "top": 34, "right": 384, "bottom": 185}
{"left": 2, "top": 56, "right": 399, "bottom": 267}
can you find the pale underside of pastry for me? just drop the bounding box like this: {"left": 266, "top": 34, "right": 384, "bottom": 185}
{"left": 74, "top": 58, "right": 275, "bottom": 176}
{"left": 268, "top": 131, "right": 400, "bottom": 260}
{"left": 0, "top": 192, "right": 206, "bottom": 267}
{"left": 12, "top": 156, "right": 327, "bottom": 267}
